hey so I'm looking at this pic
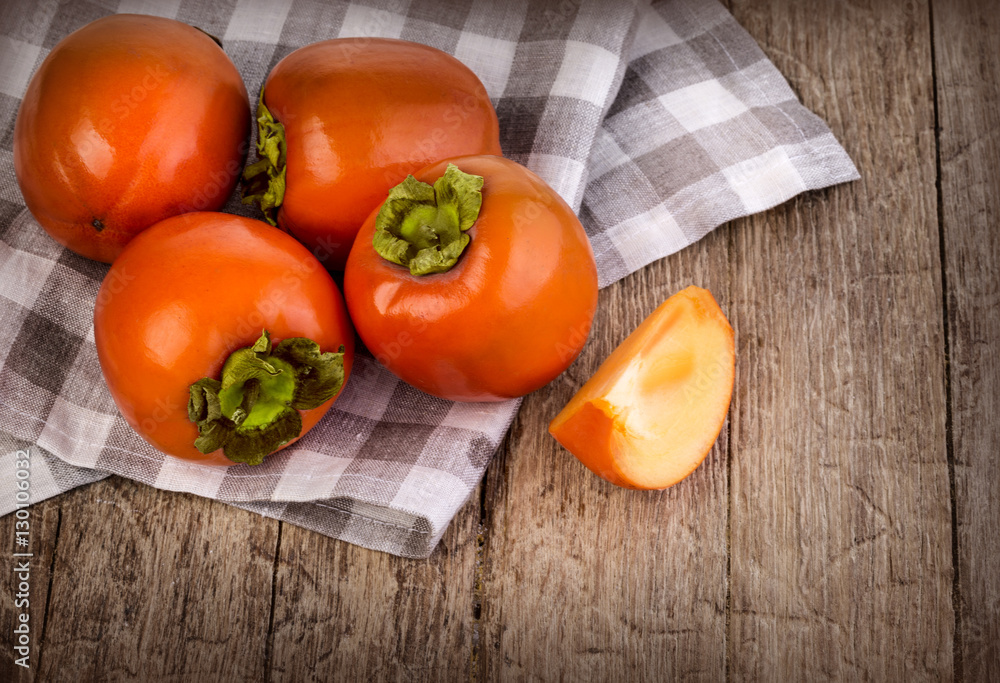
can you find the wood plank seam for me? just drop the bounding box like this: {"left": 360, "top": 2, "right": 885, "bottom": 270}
{"left": 264, "top": 521, "right": 283, "bottom": 683}
{"left": 927, "top": 2, "right": 965, "bottom": 681}
{"left": 34, "top": 505, "right": 62, "bottom": 677}
{"left": 471, "top": 518, "right": 486, "bottom": 683}
{"left": 470, "top": 466, "right": 491, "bottom": 682}
{"left": 725, "top": 209, "right": 737, "bottom": 683}
{"left": 474, "top": 425, "right": 515, "bottom": 682}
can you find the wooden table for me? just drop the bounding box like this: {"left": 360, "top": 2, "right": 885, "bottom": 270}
{"left": 3, "top": 1, "right": 997, "bottom": 680}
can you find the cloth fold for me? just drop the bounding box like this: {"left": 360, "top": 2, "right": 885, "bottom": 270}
{"left": 0, "top": 0, "right": 858, "bottom": 557}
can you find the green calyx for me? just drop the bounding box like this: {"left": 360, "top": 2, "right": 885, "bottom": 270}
{"left": 372, "top": 164, "right": 484, "bottom": 276}
{"left": 241, "top": 89, "right": 287, "bottom": 226}
{"left": 187, "top": 330, "right": 345, "bottom": 466}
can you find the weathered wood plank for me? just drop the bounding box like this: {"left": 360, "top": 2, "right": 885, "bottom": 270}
{"left": 727, "top": 0, "right": 953, "bottom": 679}
{"left": 267, "top": 488, "right": 480, "bottom": 682}
{"left": 478, "top": 228, "right": 731, "bottom": 681}
{"left": 34, "top": 477, "right": 276, "bottom": 681}
{"left": 933, "top": 0, "right": 1000, "bottom": 677}
{"left": 0, "top": 496, "right": 60, "bottom": 681}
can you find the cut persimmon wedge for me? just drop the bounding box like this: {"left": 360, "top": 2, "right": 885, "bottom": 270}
{"left": 549, "top": 286, "right": 735, "bottom": 490}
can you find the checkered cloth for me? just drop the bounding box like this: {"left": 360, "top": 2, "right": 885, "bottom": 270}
{"left": 0, "top": 0, "right": 858, "bottom": 557}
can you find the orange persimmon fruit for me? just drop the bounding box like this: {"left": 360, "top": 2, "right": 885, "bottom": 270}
{"left": 344, "top": 156, "right": 598, "bottom": 402}
{"left": 242, "top": 38, "right": 501, "bottom": 269}
{"left": 549, "top": 286, "right": 735, "bottom": 490}
{"left": 14, "top": 14, "right": 250, "bottom": 263}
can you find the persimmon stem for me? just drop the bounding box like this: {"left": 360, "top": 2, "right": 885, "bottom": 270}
{"left": 372, "top": 164, "right": 483, "bottom": 276}
{"left": 187, "top": 330, "right": 345, "bottom": 466}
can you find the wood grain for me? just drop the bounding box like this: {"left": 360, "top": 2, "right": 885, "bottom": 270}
{"left": 6, "top": 3, "right": 997, "bottom": 680}
{"left": 266, "top": 489, "right": 480, "bottom": 682}
{"left": 0, "top": 497, "right": 60, "bottom": 682}
{"left": 32, "top": 477, "right": 276, "bottom": 681}
{"left": 478, "top": 228, "right": 731, "bottom": 681}
{"left": 933, "top": 0, "right": 1000, "bottom": 677}
{"left": 727, "top": 0, "right": 954, "bottom": 679}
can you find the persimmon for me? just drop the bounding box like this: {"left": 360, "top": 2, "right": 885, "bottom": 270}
{"left": 242, "top": 38, "right": 501, "bottom": 269}
{"left": 549, "top": 286, "right": 735, "bottom": 489}
{"left": 13, "top": 14, "right": 250, "bottom": 263}
{"left": 94, "top": 212, "right": 353, "bottom": 466}
{"left": 344, "top": 156, "right": 598, "bottom": 402}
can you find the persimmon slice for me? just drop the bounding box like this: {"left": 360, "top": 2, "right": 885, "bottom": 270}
{"left": 549, "top": 286, "right": 735, "bottom": 490}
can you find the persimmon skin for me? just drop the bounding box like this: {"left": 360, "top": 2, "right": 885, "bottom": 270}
{"left": 93, "top": 213, "right": 354, "bottom": 466}
{"left": 549, "top": 286, "right": 735, "bottom": 490}
{"left": 13, "top": 14, "right": 250, "bottom": 263}
{"left": 344, "top": 155, "right": 598, "bottom": 402}
{"left": 263, "top": 38, "right": 502, "bottom": 269}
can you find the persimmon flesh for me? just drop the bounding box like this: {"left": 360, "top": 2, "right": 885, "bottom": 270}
{"left": 549, "top": 286, "right": 735, "bottom": 490}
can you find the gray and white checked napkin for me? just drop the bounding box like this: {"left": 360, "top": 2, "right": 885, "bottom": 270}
{"left": 0, "top": 0, "right": 858, "bottom": 557}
